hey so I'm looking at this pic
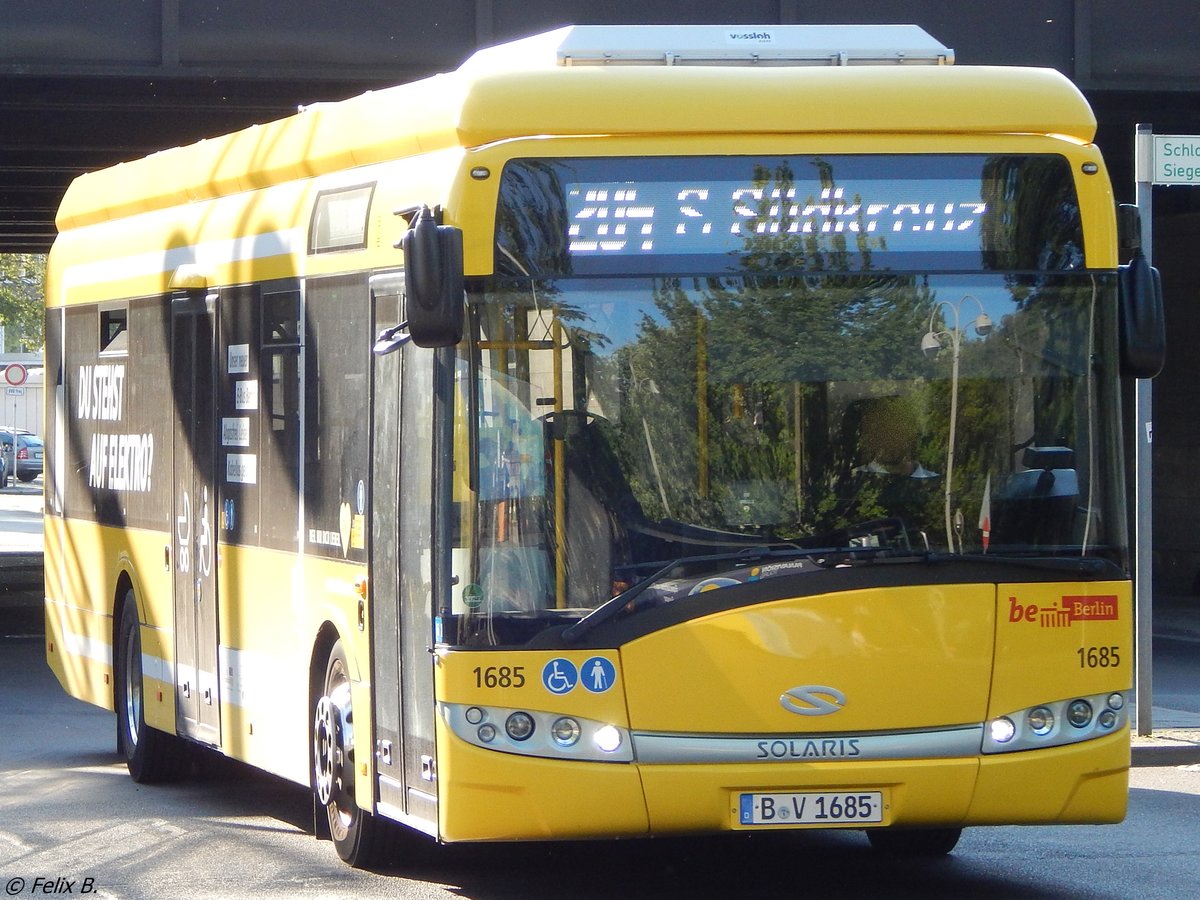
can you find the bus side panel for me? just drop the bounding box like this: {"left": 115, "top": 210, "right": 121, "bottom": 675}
{"left": 45, "top": 290, "right": 177, "bottom": 725}
{"left": 213, "top": 544, "right": 367, "bottom": 787}
{"left": 44, "top": 518, "right": 175, "bottom": 729}
{"left": 44, "top": 596, "right": 113, "bottom": 711}
{"left": 43, "top": 517, "right": 111, "bottom": 708}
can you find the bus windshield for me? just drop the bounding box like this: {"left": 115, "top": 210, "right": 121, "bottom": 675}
{"left": 448, "top": 155, "right": 1126, "bottom": 645}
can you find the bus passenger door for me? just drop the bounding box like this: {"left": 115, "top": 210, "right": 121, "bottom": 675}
{"left": 171, "top": 293, "right": 221, "bottom": 745}
{"left": 369, "top": 273, "right": 438, "bottom": 833}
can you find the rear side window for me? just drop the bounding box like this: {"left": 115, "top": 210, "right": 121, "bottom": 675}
{"left": 100, "top": 305, "right": 129, "bottom": 355}
{"left": 309, "top": 184, "right": 375, "bottom": 253}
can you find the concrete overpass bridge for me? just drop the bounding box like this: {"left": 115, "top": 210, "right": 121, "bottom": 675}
{"left": 6, "top": 1, "right": 1200, "bottom": 599}
{"left": 3, "top": 1, "right": 1200, "bottom": 254}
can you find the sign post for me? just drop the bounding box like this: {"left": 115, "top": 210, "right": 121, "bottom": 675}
{"left": 1132, "top": 126, "right": 1198, "bottom": 735}
{"left": 1134, "top": 125, "right": 1155, "bottom": 736}
{"left": 0, "top": 364, "right": 27, "bottom": 486}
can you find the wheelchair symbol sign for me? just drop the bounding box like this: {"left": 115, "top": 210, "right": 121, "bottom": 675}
{"left": 541, "top": 658, "right": 578, "bottom": 695}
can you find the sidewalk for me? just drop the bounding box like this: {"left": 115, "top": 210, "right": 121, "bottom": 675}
{"left": 3, "top": 481, "right": 1199, "bottom": 764}
{"left": 1128, "top": 592, "right": 1200, "bottom": 765}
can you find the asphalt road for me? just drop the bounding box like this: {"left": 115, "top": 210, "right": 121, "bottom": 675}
{"left": 4, "top": 480, "right": 1200, "bottom": 897}
{"left": 3, "top": 633, "right": 1200, "bottom": 900}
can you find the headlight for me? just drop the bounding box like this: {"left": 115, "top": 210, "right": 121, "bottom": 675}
{"left": 989, "top": 717, "right": 1016, "bottom": 743}
{"left": 505, "top": 711, "right": 536, "bottom": 742}
{"left": 1027, "top": 707, "right": 1055, "bottom": 736}
{"left": 551, "top": 717, "right": 581, "bottom": 747}
{"left": 983, "top": 692, "right": 1127, "bottom": 754}
{"left": 1067, "top": 699, "right": 1093, "bottom": 728}
{"left": 594, "top": 724, "right": 623, "bottom": 753}
{"left": 441, "top": 703, "right": 633, "bottom": 762}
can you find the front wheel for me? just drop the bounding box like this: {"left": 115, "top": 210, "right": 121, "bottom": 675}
{"left": 115, "top": 593, "right": 187, "bottom": 782}
{"left": 314, "top": 639, "right": 397, "bottom": 866}
{"left": 866, "top": 827, "right": 963, "bottom": 856}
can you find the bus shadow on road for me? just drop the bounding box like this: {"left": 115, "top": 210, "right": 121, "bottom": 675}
{"left": 362, "top": 829, "right": 1067, "bottom": 900}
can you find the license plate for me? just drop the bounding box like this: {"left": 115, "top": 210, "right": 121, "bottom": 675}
{"left": 738, "top": 790, "right": 885, "bottom": 827}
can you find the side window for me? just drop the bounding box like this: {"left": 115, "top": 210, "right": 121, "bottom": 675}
{"left": 308, "top": 184, "right": 375, "bottom": 254}
{"left": 304, "top": 275, "right": 370, "bottom": 560}
{"left": 216, "top": 283, "right": 303, "bottom": 551}
{"left": 99, "top": 305, "right": 128, "bottom": 355}
{"left": 260, "top": 289, "right": 302, "bottom": 549}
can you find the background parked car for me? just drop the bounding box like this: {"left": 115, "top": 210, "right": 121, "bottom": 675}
{"left": 0, "top": 428, "right": 43, "bottom": 483}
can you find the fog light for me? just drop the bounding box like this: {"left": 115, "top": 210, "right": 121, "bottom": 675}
{"left": 1098, "top": 709, "right": 1118, "bottom": 729}
{"left": 465, "top": 706, "right": 485, "bottom": 725}
{"left": 594, "top": 724, "right": 623, "bottom": 753}
{"left": 1028, "top": 707, "right": 1055, "bottom": 736}
{"left": 551, "top": 717, "right": 581, "bottom": 747}
{"left": 989, "top": 717, "right": 1016, "bottom": 744}
{"left": 477, "top": 723, "right": 497, "bottom": 743}
{"left": 1067, "top": 699, "right": 1093, "bottom": 728}
{"left": 505, "top": 711, "right": 535, "bottom": 742}
{"left": 1107, "top": 692, "right": 1125, "bottom": 711}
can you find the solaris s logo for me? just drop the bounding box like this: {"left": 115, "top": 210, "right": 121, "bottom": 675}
{"left": 780, "top": 685, "right": 847, "bottom": 716}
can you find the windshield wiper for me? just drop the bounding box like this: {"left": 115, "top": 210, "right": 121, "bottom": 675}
{"left": 919, "top": 552, "right": 1116, "bottom": 576}
{"left": 560, "top": 558, "right": 683, "bottom": 644}
{"left": 560, "top": 544, "right": 858, "bottom": 644}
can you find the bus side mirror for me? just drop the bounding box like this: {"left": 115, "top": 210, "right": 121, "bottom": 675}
{"left": 402, "top": 206, "right": 464, "bottom": 348}
{"left": 1117, "top": 203, "right": 1142, "bottom": 258}
{"left": 1115, "top": 204, "right": 1165, "bottom": 379}
{"left": 1117, "top": 250, "right": 1166, "bottom": 379}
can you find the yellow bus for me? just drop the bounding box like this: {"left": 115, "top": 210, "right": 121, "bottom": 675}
{"left": 44, "top": 24, "right": 1165, "bottom": 865}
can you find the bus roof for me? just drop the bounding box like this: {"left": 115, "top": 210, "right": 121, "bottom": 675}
{"left": 55, "top": 25, "right": 1096, "bottom": 232}
{"left": 471, "top": 24, "right": 955, "bottom": 67}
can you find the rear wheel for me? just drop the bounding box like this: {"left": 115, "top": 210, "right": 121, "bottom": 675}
{"left": 314, "top": 639, "right": 397, "bottom": 866}
{"left": 115, "top": 593, "right": 188, "bottom": 782}
{"left": 866, "top": 827, "right": 962, "bottom": 856}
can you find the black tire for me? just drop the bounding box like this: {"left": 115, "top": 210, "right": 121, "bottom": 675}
{"left": 115, "top": 593, "right": 188, "bottom": 782}
{"left": 866, "top": 827, "right": 963, "bottom": 856}
{"left": 17, "top": 472, "right": 37, "bottom": 483}
{"left": 314, "top": 639, "right": 398, "bottom": 867}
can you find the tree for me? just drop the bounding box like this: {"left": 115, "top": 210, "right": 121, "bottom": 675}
{"left": 0, "top": 254, "right": 45, "bottom": 352}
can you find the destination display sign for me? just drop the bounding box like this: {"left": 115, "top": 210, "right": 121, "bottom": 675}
{"left": 496, "top": 154, "right": 1084, "bottom": 275}
{"left": 564, "top": 178, "right": 988, "bottom": 258}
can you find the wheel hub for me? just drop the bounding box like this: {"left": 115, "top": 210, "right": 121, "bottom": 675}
{"left": 313, "top": 682, "right": 354, "bottom": 807}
